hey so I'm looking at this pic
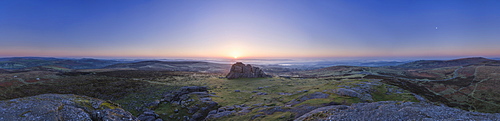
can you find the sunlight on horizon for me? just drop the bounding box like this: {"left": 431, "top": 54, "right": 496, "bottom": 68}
{"left": 230, "top": 51, "right": 241, "bottom": 59}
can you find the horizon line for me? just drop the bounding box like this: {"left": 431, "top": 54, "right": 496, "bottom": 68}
{"left": 0, "top": 55, "right": 499, "bottom": 60}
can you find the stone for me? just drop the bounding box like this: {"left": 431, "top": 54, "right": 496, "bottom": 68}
{"left": 137, "top": 116, "right": 156, "bottom": 121}
{"left": 188, "top": 106, "right": 199, "bottom": 114}
{"left": 226, "top": 62, "right": 271, "bottom": 79}
{"left": 180, "top": 86, "right": 208, "bottom": 93}
{"left": 279, "top": 92, "right": 292, "bottom": 95}
{"left": 208, "top": 110, "right": 217, "bottom": 114}
{"left": 226, "top": 106, "right": 235, "bottom": 111}
{"left": 218, "top": 108, "right": 225, "bottom": 112}
{"left": 143, "top": 111, "right": 159, "bottom": 117}
{"left": 333, "top": 88, "right": 373, "bottom": 101}
{"left": 205, "top": 111, "right": 236, "bottom": 119}
{"left": 191, "top": 112, "right": 204, "bottom": 121}
{"left": 257, "top": 92, "right": 268, "bottom": 95}
{"left": 251, "top": 114, "right": 265, "bottom": 119}
{"left": 300, "top": 92, "right": 329, "bottom": 101}
{"left": 200, "top": 97, "right": 212, "bottom": 101}
{"left": 287, "top": 92, "right": 330, "bottom": 106}
{"left": 333, "top": 88, "right": 360, "bottom": 98}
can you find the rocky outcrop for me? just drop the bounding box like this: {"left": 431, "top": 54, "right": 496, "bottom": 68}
{"left": 205, "top": 104, "right": 250, "bottom": 119}
{"left": 297, "top": 101, "right": 500, "bottom": 121}
{"left": 140, "top": 86, "right": 219, "bottom": 121}
{"left": 226, "top": 62, "right": 271, "bottom": 79}
{"left": 0, "top": 94, "right": 137, "bottom": 121}
{"left": 287, "top": 92, "right": 330, "bottom": 106}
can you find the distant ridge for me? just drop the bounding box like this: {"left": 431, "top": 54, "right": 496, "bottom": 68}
{"left": 0, "top": 68, "right": 9, "bottom": 73}
{"left": 392, "top": 57, "right": 497, "bottom": 69}
{"left": 0, "top": 57, "right": 123, "bottom": 70}
{"left": 104, "top": 60, "right": 231, "bottom": 73}
{"left": 104, "top": 61, "right": 209, "bottom": 69}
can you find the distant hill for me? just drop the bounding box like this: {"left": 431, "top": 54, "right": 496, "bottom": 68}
{"left": 0, "top": 57, "right": 125, "bottom": 70}
{"left": 105, "top": 60, "right": 231, "bottom": 73}
{"left": 392, "top": 57, "right": 497, "bottom": 69}
{"left": 0, "top": 68, "right": 10, "bottom": 73}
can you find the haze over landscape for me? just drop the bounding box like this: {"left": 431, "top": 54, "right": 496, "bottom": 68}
{"left": 1, "top": 0, "right": 500, "bottom": 58}
{"left": 2, "top": 0, "right": 500, "bottom": 121}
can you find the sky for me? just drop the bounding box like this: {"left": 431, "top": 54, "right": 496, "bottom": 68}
{"left": 1, "top": 0, "right": 499, "bottom": 59}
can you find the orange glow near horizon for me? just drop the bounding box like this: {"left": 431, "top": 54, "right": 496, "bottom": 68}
{"left": 230, "top": 51, "right": 241, "bottom": 59}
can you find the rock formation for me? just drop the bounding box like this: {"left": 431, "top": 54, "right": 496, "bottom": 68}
{"left": 0, "top": 94, "right": 137, "bottom": 121}
{"left": 139, "top": 86, "right": 220, "bottom": 121}
{"left": 226, "top": 62, "right": 271, "bottom": 79}
{"left": 296, "top": 101, "right": 500, "bottom": 121}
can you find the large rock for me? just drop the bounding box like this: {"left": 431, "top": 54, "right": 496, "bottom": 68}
{"left": 296, "top": 101, "right": 500, "bottom": 121}
{"left": 0, "top": 94, "right": 137, "bottom": 121}
{"left": 287, "top": 92, "right": 330, "bottom": 106}
{"left": 226, "top": 62, "right": 271, "bottom": 79}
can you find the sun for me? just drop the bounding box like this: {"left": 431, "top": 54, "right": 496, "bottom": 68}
{"left": 230, "top": 51, "right": 241, "bottom": 59}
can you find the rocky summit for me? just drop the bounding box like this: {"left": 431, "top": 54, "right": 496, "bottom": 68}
{"left": 226, "top": 62, "right": 271, "bottom": 79}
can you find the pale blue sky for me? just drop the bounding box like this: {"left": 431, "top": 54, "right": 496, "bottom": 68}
{"left": 1, "top": 0, "right": 499, "bottom": 58}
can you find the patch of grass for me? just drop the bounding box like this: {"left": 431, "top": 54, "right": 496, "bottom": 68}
{"left": 213, "top": 107, "right": 295, "bottom": 121}
{"left": 206, "top": 77, "right": 340, "bottom": 106}
{"left": 154, "top": 103, "right": 193, "bottom": 121}
{"left": 371, "top": 84, "right": 418, "bottom": 102}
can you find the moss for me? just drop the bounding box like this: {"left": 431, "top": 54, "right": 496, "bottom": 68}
{"left": 101, "top": 102, "right": 119, "bottom": 109}
{"left": 57, "top": 104, "right": 64, "bottom": 111}
{"left": 73, "top": 99, "right": 92, "bottom": 109}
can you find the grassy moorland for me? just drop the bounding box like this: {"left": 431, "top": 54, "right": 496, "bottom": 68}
{"left": 0, "top": 69, "right": 419, "bottom": 120}
{"left": 1, "top": 57, "right": 499, "bottom": 120}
